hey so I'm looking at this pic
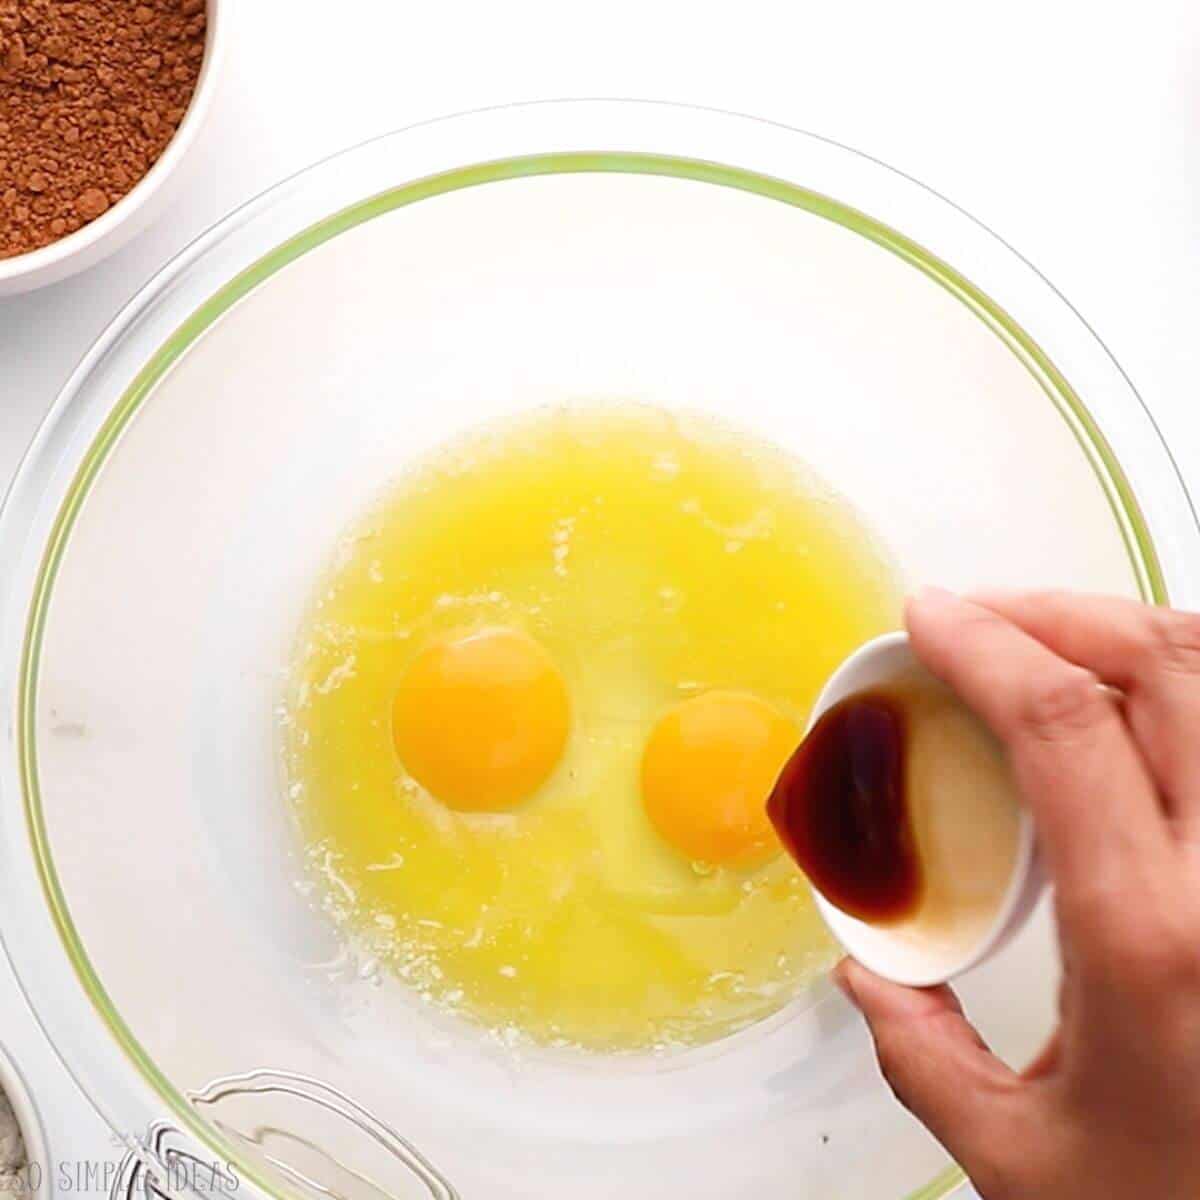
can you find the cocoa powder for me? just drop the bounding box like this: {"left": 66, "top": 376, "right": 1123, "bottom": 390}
{"left": 0, "top": 0, "right": 206, "bottom": 259}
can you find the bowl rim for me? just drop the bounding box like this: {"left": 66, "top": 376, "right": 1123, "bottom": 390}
{"left": 0, "top": 0, "right": 228, "bottom": 285}
{"left": 2, "top": 99, "right": 1198, "bottom": 1200}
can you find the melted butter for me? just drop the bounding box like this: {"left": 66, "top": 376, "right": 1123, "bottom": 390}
{"left": 282, "top": 405, "right": 901, "bottom": 1051}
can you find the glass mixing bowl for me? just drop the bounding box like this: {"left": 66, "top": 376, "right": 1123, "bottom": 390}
{"left": 1, "top": 101, "right": 1197, "bottom": 1200}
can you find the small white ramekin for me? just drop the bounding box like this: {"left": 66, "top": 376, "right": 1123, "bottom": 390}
{"left": 0, "top": 0, "right": 228, "bottom": 296}
{"left": 803, "top": 631, "right": 1044, "bottom": 987}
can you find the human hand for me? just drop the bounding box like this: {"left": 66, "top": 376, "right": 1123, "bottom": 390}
{"left": 834, "top": 589, "right": 1200, "bottom": 1200}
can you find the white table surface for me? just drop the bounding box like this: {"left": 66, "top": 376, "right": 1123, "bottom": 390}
{"left": 1, "top": 0, "right": 1196, "bottom": 1193}
{"left": 3, "top": 0, "right": 1198, "bottom": 495}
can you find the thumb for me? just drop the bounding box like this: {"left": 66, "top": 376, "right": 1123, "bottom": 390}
{"left": 835, "top": 959, "right": 1020, "bottom": 1170}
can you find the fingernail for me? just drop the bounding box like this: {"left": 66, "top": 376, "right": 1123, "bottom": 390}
{"left": 967, "top": 586, "right": 1011, "bottom": 602}
{"left": 913, "top": 584, "right": 955, "bottom": 606}
{"left": 906, "top": 586, "right": 957, "bottom": 622}
{"left": 832, "top": 960, "right": 861, "bottom": 1010}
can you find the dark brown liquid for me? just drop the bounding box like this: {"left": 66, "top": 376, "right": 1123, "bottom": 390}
{"left": 767, "top": 692, "right": 923, "bottom": 924}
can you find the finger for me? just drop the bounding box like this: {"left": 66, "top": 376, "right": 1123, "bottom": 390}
{"left": 905, "top": 589, "right": 1172, "bottom": 915}
{"left": 835, "top": 959, "right": 1020, "bottom": 1169}
{"left": 971, "top": 590, "right": 1200, "bottom": 838}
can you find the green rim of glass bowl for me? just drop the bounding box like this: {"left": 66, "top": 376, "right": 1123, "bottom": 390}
{"left": 18, "top": 151, "right": 1167, "bottom": 1200}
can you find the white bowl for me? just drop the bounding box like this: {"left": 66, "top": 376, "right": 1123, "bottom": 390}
{"left": 804, "top": 631, "right": 1045, "bottom": 987}
{"left": 0, "top": 0, "right": 228, "bottom": 297}
{"left": 0, "top": 1042, "right": 48, "bottom": 1200}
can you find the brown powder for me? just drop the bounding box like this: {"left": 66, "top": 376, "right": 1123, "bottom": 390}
{"left": 0, "top": 0, "right": 206, "bottom": 260}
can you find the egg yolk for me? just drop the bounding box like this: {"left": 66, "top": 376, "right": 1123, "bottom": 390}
{"left": 641, "top": 690, "right": 797, "bottom": 866}
{"left": 391, "top": 626, "right": 569, "bottom": 811}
